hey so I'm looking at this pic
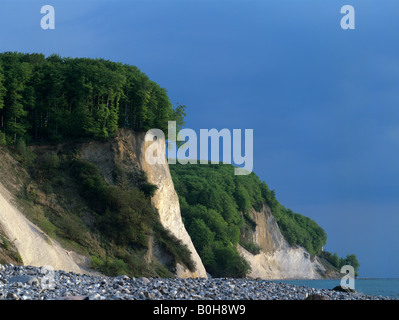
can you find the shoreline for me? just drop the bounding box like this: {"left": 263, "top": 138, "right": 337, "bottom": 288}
{"left": 0, "top": 264, "right": 397, "bottom": 301}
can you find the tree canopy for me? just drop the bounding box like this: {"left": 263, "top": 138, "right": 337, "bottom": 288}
{"left": 0, "top": 52, "right": 185, "bottom": 144}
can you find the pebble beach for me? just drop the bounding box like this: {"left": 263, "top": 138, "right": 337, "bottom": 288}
{"left": 0, "top": 264, "right": 396, "bottom": 301}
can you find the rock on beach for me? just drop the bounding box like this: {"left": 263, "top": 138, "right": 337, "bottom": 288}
{"left": 0, "top": 264, "right": 396, "bottom": 301}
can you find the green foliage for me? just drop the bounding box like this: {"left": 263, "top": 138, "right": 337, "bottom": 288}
{"left": 15, "top": 138, "right": 36, "bottom": 165}
{"left": 21, "top": 204, "right": 57, "bottom": 241}
{"left": 0, "top": 62, "right": 5, "bottom": 111}
{"left": 1, "top": 236, "right": 11, "bottom": 251}
{"left": 171, "top": 104, "right": 187, "bottom": 132}
{"left": 155, "top": 262, "right": 175, "bottom": 278}
{"left": 19, "top": 150, "right": 194, "bottom": 277}
{"left": 0, "top": 132, "right": 6, "bottom": 146}
{"left": 140, "top": 182, "right": 158, "bottom": 198}
{"left": 264, "top": 192, "right": 327, "bottom": 256}
{"left": 340, "top": 254, "right": 360, "bottom": 277}
{"left": 90, "top": 255, "right": 103, "bottom": 270}
{"left": 56, "top": 214, "right": 87, "bottom": 244}
{"left": 170, "top": 163, "right": 261, "bottom": 277}
{"left": 170, "top": 162, "right": 330, "bottom": 277}
{"left": 15, "top": 138, "right": 26, "bottom": 155}
{"left": 214, "top": 242, "right": 251, "bottom": 278}
{"left": 0, "top": 52, "right": 184, "bottom": 143}
{"left": 321, "top": 251, "right": 340, "bottom": 268}
{"left": 154, "top": 223, "right": 196, "bottom": 272}
{"left": 44, "top": 152, "right": 60, "bottom": 169}
{"left": 321, "top": 251, "right": 360, "bottom": 277}
{"left": 240, "top": 241, "right": 262, "bottom": 255}
{"left": 70, "top": 159, "right": 108, "bottom": 210}
{"left": 91, "top": 256, "right": 129, "bottom": 277}
{"left": 70, "top": 159, "right": 155, "bottom": 247}
{"left": 234, "top": 184, "right": 251, "bottom": 213}
{"left": 69, "top": 159, "right": 195, "bottom": 273}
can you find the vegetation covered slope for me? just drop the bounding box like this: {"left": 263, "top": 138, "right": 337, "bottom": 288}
{"left": 170, "top": 163, "right": 359, "bottom": 277}
{"left": 2, "top": 140, "right": 195, "bottom": 277}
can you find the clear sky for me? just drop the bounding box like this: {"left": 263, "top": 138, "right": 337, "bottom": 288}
{"left": 1, "top": 0, "right": 398, "bottom": 278}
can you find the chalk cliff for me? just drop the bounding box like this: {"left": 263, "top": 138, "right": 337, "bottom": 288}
{"left": 238, "top": 205, "right": 328, "bottom": 279}
{"left": 80, "top": 129, "right": 207, "bottom": 278}
{"left": 0, "top": 130, "right": 208, "bottom": 277}
{"left": 0, "top": 130, "right": 335, "bottom": 279}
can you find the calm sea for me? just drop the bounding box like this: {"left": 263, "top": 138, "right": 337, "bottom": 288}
{"left": 274, "top": 279, "right": 399, "bottom": 299}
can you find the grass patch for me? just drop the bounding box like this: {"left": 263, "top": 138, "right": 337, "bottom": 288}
{"left": 1, "top": 236, "right": 11, "bottom": 251}
{"left": 239, "top": 241, "right": 261, "bottom": 255}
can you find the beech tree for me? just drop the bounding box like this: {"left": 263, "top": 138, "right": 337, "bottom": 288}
{"left": 0, "top": 53, "right": 33, "bottom": 143}
{"left": 0, "top": 62, "right": 5, "bottom": 130}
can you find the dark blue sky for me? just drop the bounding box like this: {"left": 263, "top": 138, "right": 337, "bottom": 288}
{"left": 1, "top": 0, "right": 398, "bottom": 277}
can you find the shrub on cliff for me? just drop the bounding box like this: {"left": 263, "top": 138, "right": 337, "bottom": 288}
{"left": 0, "top": 132, "right": 5, "bottom": 146}
{"left": 69, "top": 158, "right": 195, "bottom": 274}
{"left": 15, "top": 138, "right": 36, "bottom": 166}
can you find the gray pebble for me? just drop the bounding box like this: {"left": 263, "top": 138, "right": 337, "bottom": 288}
{"left": 0, "top": 263, "right": 396, "bottom": 301}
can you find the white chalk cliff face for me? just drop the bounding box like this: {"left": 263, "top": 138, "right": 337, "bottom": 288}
{"left": 136, "top": 131, "right": 207, "bottom": 278}
{"left": 81, "top": 129, "right": 207, "bottom": 278}
{"left": 0, "top": 182, "right": 89, "bottom": 274}
{"left": 123, "top": 130, "right": 207, "bottom": 278}
{"left": 238, "top": 205, "right": 326, "bottom": 279}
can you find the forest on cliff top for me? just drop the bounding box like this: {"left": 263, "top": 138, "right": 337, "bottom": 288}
{"left": 0, "top": 52, "right": 185, "bottom": 145}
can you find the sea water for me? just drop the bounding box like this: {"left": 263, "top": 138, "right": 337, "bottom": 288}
{"left": 275, "top": 278, "right": 399, "bottom": 299}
